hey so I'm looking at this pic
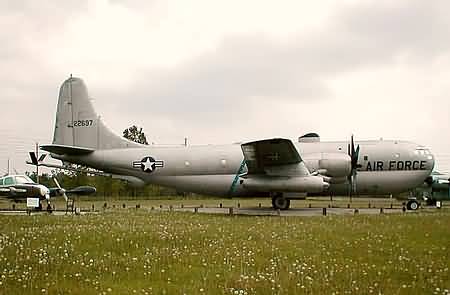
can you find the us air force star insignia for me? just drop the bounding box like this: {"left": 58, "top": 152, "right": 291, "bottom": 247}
{"left": 132, "top": 156, "right": 164, "bottom": 173}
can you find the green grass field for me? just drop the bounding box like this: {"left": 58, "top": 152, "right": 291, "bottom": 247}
{"left": 0, "top": 208, "right": 449, "bottom": 294}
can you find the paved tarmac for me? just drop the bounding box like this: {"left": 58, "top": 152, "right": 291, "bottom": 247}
{"left": 156, "top": 205, "right": 406, "bottom": 216}
{"left": 0, "top": 206, "right": 433, "bottom": 217}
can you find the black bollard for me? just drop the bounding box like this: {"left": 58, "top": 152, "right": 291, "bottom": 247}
{"left": 380, "top": 208, "right": 384, "bottom": 214}
{"left": 259, "top": 203, "right": 261, "bottom": 208}
{"left": 229, "top": 207, "right": 234, "bottom": 215}
{"left": 237, "top": 203, "right": 240, "bottom": 208}
{"left": 322, "top": 207, "right": 327, "bottom": 216}
{"left": 122, "top": 203, "right": 126, "bottom": 209}
{"left": 194, "top": 207, "right": 198, "bottom": 213}
{"left": 354, "top": 208, "right": 359, "bottom": 214}
{"left": 219, "top": 203, "right": 222, "bottom": 208}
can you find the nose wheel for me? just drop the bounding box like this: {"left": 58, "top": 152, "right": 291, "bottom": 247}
{"left": 272, "top": 193, "right": 290, "bottom": 210}
{"left": 406, "top": 199, "right": 420, "bottom": 210}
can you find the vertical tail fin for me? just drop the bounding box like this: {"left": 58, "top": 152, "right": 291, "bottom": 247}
{"left": 52, "top": 76, "right": 139, "bottom": 150}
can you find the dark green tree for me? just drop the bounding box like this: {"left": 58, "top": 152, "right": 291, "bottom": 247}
{"left": 123, "top": 125, "right": 149, "bottom": 145}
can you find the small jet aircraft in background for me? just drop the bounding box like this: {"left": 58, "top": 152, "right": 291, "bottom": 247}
{"left": 37, "top": 77, "right": 436, "bottom": 210}
{"left": 0, "top": 174, "right": 96, "bottom": 211}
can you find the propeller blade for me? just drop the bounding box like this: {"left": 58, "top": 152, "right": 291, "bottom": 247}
{"left": 52, "top": 178, "right": 68, "bottom": 202}
{"left": 38, "top": 154, "right": 47, "bottom": 162}
{"left": 53, "top": 177, "right": 61, "bottom": 189}
{"left": 347, "top": 134, "right": 360, "bottom": 198}
{"left": 29, "top": 152, "right": 38, "bottom": 165}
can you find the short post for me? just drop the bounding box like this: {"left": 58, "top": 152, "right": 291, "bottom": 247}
{"left": 136, "top": 204, "right": 140, "bottom": 209}
{"left": 380, "top": 207, "right": 384, "bottom": 214}
{"left": 258, "top": 203, "right": 261, "bottom": 208}
{"left": 169, "top": 205, "right": 173, "bottom": 211}
{"left": 122, "top": 203, "right": 126, "bottom": 209}
{"left": 402, "top": 206, "right": 406, "bottom": 212}
{"left": 368, "top": 202, "right": 371, "bottom": 208}
{"left": 328, "top": 204, "right": 331, "bottom": 208}
{"left": 308, "top": 203, "right": 311, "bottom": 208}
{"left": 160, "top": 205, "right": 163, "bottom": 209}
{"left": 92, "top": 204, "right": 95, "bottom": 211}
{"left": 194, "top": 207, "right": 198, "bottom": 213}
{"left": 228, "top": 207, "right": 234, "bottom": 215}
{"left": 390, "top": 203, "right": 393, "bottom": 209}
{"left": 322, "top": 207, "right": 327, "bottom": 216}
{"left": 354, "top": 208, "right": 359, "bottom": 214}
{"left": 181, "top": 204, "right": 184, "bottom": 208}
{"left": 12, "top": 204, "right": 15, "bottom": 210}
{"left": 237, "top": 203, "right": 240, "bottom": 208}
{"left": 347, "top": 203, "right": 350, "bottom": 209}
{"left": 200, "top": 204, "right": 204, "bottom": 208}
{"left": 103, "top": 202, "right": 107, "bottom": 210}
{"left": 219, "top": 203, "right": 222, "bottom": 208}
{"left": 151, "top": 206, "right": 154, "bottom": 211}
{"left": 112, "top": 204, "right": 116, "bottom": 209}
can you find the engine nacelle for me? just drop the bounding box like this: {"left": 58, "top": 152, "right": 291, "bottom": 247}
{"left": 303, "top": 153, "right": 351, "bottom": 178}
{"left": 241, "top": 175, "right": 329, "bottom": 193}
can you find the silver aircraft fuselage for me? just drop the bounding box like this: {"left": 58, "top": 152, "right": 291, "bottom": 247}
{"left": 53, "top": 139, "right": 434, "bottom": 197}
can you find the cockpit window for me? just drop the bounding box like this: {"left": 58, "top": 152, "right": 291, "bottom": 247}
{"left": 4, "top": 177, "right": 14, "bottom": 185}
{"left": 15, "top": 176, "right": 34, "bottom": 184}
{"left": 415, "top": 147, "right": 430, "bottom": 156}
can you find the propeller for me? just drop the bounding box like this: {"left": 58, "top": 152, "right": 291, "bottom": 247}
{"left": 347, "top": 135, "right": 361, "bottom": 200}
{"left": 52, "top": 178, "right": 96, "bottom": 201}
{"left": 53, "top": 178, "right": 68, "bottom": 202}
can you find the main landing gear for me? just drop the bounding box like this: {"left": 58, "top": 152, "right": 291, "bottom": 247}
{"left": 272, "top": 193, "right": 290, "bottom": 210}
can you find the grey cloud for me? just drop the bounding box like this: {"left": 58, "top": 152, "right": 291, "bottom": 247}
{"left": 107, "top": 0, "right": 450, "bottom": 128}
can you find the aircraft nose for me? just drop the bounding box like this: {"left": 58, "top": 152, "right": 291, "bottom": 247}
{"left": 414, "top": 145, "right": 435, "bottom": 172}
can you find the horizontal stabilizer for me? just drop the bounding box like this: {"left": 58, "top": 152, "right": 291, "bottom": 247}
{"left": 40, "top": 144, "right": 94, "bottom": 155}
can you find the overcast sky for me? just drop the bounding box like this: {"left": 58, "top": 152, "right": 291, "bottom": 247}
{"left": 1, "top": 0, "right": 450, "bottom": 174}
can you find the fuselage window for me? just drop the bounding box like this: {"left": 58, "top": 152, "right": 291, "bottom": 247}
{"left": 221, "top": 159, "right": 227, "bottom": 168}
{"left": 185, "top": 161, "right": 190, "bottom": 167}
{"left": 394, "top": 153, "right": 400, "bottom": 158}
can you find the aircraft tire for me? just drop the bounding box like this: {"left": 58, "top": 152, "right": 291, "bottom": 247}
{"left": 272, "top": 194, "right": 290, "bottom": 210}
{"left": 407, "top": 200, "right": 419, "bottom": 210}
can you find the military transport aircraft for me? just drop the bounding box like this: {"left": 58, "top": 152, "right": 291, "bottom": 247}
{"left": 38, "top": 77, "right": 435, "bottom": 210}
{"left": 0, "top": 174, "right": 96, "bottom": 211}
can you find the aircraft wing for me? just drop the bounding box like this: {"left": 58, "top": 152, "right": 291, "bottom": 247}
{"left": 241, "top": 138, "right": 307, "bottom": 176}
